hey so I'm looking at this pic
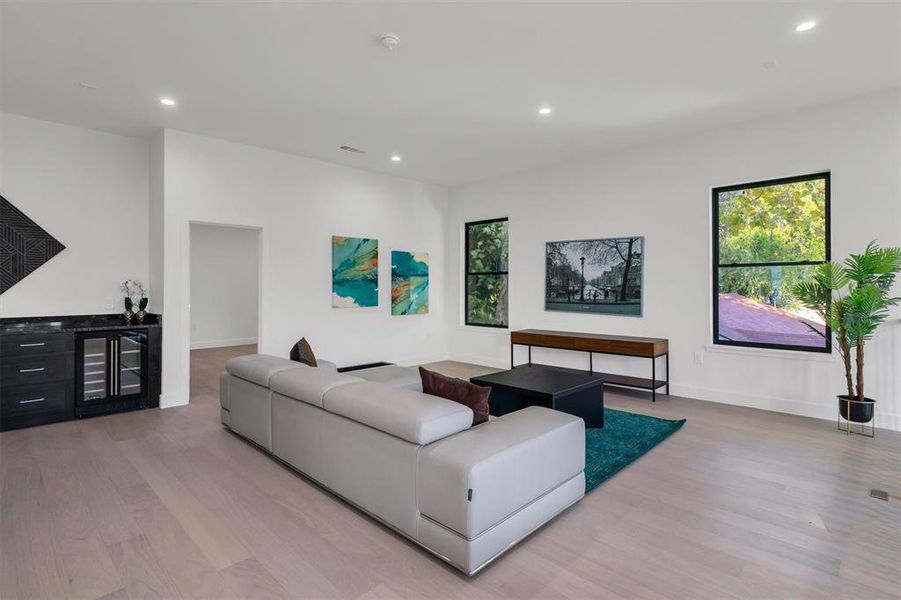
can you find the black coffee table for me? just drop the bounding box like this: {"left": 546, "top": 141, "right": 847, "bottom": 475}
{"left": 470, "top": 364, "right": 604, "bottom": 428}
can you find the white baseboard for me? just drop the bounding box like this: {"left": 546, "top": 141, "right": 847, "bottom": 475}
{"left": 448, "top": 352, "right": 901, "bottom": 432}
{"left": 402, "top": 353, "right": 452, "bottom": 366}
{"left": 159, "top": 391, "right": 188, "bottom": 409}
{"left": 447, "top": 352, "right": 510, "bottom": 370}
{"left": 190, "top": 337, "right": 258, "bottom": 350}
{"left": 670, "top": 382, "right": 900, "bottom": 432}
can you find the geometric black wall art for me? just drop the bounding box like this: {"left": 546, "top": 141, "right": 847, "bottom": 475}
{"left": 0, "top": 195, "right": 66, "bottom": 294}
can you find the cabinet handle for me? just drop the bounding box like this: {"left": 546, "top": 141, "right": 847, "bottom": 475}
{"left": 19, "top": 398, "right": 45, "bottom": 404}
{"left": 19, "top": 342, "right": 46, "bottom": 348}
{"left": 19, "top": 367, "right": 46, "bottom": 373}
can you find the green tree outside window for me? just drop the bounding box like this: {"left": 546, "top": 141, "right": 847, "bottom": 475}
{"left": 466, "top": 219, "right": 509, "bottom": 327}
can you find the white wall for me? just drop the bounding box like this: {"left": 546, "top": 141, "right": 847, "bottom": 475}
{"left": 5, "top": 93, "right": 898, "bottom": 429}
{"left": 0, "top": 113, "right": 150, "bottom": 317}
{"left": 189, "top": 223, "right": 260, "bottom": 348}
{"left": 158, "top": 129, "right": 449, "bottom": 407}
{"left": 446, "top": 90, "right": 901, "bottom": 430}
{"left": 148, "top": 130, "right": 165, "bottom": 312}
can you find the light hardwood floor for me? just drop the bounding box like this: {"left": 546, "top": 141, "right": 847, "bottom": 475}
{"left": 2, "top": 345, "right": 899, "bottom": 599}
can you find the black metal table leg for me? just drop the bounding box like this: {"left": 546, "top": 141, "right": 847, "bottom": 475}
{"left": 511, "top": 342, "right": 514, "bottom": 369}
{"left": 589, "top": 352, "right": 593, "bottom": 374}
{"left": 665, "top": 352, "right": 670, "bottom": 395}
{"left": 652, "top": 356, "right": 656, "bottom": 402}
{"left": 528, "top": 345, "right": 532, "bottom": 366}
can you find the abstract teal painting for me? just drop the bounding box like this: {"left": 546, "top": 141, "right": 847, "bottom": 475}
{"left": 332, "top": 236, "right": 378, "bottom": 308}
{"left": 391, "top": 250, "right": 429, "bottom": 315}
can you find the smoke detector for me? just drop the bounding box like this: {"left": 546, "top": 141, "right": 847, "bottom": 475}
{"left": 379, "top": 34, "right": 400, "bottom": 50}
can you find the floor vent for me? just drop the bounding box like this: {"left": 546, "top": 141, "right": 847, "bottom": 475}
{"left": 870, "top": 489, "right": 890, "bottom": 501}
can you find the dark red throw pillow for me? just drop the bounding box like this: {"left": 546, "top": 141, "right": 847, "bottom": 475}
{"left": 419, "top": 367, "right": 490, "bottom": 426}
{"left": 289, "top": 338, "right": 318, "bottom": 367}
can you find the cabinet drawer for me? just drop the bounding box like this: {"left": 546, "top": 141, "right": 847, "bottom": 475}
{"left": 1, "top": 352, "right": 73, "bottom": 387}
{"left": 1, "top": 381, "right": 72, "bottom": 419}
{"left": 1, "top": 332, "right": 74, "bottom": 357}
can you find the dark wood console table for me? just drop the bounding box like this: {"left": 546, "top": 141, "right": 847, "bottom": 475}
{"left": 510, "top": 329, "right": 669, "bottom": 401}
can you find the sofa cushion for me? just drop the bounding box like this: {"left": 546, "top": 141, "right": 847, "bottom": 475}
{"left": 354, "top": 365, "right": 422, "bottom": 391}
{"left": 269, "top": 366, "right": 362, "bottom": 408}
{"left": 322, "top": 381, "right": 472, "bottom": 445}
{"left": 419, "top": 367, "right": 489, "bottom": 426}
{"left": 225, "top": 354, "right": 307, "bottom": 387}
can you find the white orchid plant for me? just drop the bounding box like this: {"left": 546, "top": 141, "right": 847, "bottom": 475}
{"left": 121, "top": 279, "right": 148, "bottom": 314}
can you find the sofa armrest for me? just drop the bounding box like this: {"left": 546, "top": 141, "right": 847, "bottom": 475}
{"left": 219, "top": 372, "right": 231, "bottom": 426}
{"left": 219, "top": 372, "right": 230, "bottom": 410}
{"left": 417, "top": 406, "right": 584, "bottom": 540}
{"left": 225, "top": 353, "right": 306, "bottom": 386}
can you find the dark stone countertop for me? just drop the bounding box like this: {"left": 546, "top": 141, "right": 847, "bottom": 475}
{"left": 0, "top": 313, "right": 162, "bottom": 335}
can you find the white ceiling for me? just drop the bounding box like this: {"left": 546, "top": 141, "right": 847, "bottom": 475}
{"left": 2, "top": 2, "right": 899, "bottom": 186}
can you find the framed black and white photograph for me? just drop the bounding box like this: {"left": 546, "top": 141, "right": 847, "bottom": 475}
{"left": 545, "top": 237, "right": 643, "bottom": 316}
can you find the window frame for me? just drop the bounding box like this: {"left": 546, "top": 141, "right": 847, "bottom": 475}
{"left": 711, "top": 172, "right": 832, "bottom": 354}
{"left": 464, "top": 217, "right": 509, "bottom": 328}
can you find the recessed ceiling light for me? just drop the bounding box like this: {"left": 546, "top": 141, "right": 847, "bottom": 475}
{"left": 538, "top": 106, "right": 552, "bottom": 115}
{"left": 159, "top": 97, "right": 176, "bottom": 107}
{"left": 379, "top": 34, "right": 400, "bottom": 50}
{"left": 390, "top": 155, "right": 402, "bottom": 162}
{"left": 795, "top": 21, "right": 816, "bottom": 32}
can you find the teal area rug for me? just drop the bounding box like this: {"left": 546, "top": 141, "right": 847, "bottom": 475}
{"left": 585, "top": 409, "right": 685, "bottom": 493}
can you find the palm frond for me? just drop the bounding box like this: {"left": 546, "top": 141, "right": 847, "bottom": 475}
{"left": 844, "top": 240, "right": 901, "bottom": 288}
{"left": 815, "top": 261, "right": 849, "bottom": 290}
{"left": 844, "top": 284, "right": 892, "bottom": 344}
{"left": 827, "top": 296, "right": 848, "bottom": 334}
{"left": 793, "top": 279, "right": 830, "bottom": 314}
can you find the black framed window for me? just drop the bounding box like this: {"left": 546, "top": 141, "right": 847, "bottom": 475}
{"left": 465, "top": 218, "right": 509, "bottom": 327}
{"left": 713, "top": 172, "right": 831, "bottom": 352}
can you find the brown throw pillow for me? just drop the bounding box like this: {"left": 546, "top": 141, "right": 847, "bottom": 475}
{"left": 419, "top": 366, "right": 490, "bottom": 426}
{"left": 289, "top": 338, "right": 318, "bottom": 367}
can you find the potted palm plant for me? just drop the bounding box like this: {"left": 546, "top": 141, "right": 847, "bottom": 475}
{"left": 795, "top": 242, "right": 901, "bottom": 425}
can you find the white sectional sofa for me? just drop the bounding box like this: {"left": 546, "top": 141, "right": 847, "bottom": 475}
{"left": 219, "top": 354, "right": 585, "bottom": 575}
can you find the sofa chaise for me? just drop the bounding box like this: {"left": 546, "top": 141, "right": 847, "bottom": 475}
{"left": 219, "top": 354, "right": 585, "bottom": 575}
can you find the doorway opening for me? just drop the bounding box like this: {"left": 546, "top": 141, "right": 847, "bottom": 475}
{"left": 188, "top": 222, "right": 261, "bottom": 405}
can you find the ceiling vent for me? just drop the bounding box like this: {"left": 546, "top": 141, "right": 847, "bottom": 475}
{"left": 339, "top": 145, "right": 366, "bottom": 154}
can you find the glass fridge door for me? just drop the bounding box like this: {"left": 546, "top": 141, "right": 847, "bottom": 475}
{"left": 82, "top": 336, "right": 109, "bottom": 403}
{"left": 117, "top": 331, "right": 147, "bottom": 397}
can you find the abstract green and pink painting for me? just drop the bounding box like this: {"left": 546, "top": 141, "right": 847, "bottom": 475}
{"left": 391, "top": 250, "right": 429, "bottom": 315}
